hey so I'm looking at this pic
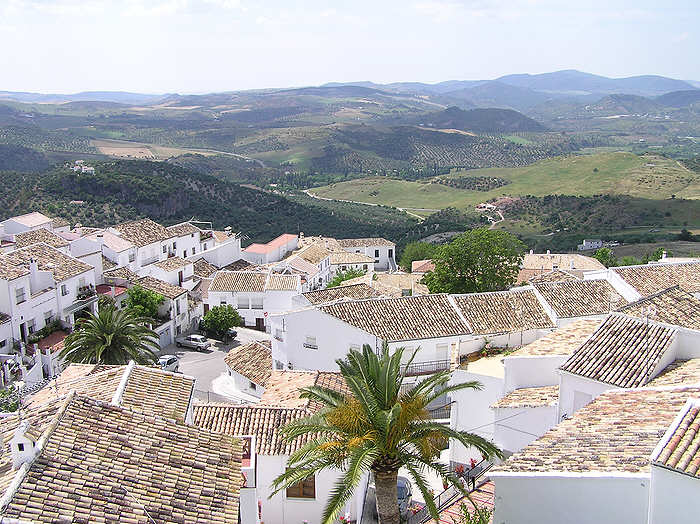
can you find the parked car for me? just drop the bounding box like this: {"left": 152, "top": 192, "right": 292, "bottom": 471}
{"left": 158, "top": 355, "right": 179, "bottom": 373}
{"left": 175, "top": 334, "right": 211, "bottom": 351}
{"left": 197, "top": 320, "right": 238, "bottom": 342}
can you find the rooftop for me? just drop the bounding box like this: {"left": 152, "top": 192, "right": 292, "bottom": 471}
{"left": 137, "top": 275, "right": 187, "bottom": 299}
{"left": 13, "top": 228, "right": 69, "bottom": 249}
{"left": 193, "top": 404, "right": 311, "bottom": 455}
{"left": 522, "top": 253, "right": 605, "bottom": 271}
{"left": 560, "top": 313, "right": 677, "bottom": 388}
{"left": 244, "top": 233, "right": 297, "bottom": 254}
{"left": 338, "top": 237, "right": 395, "bottom": 248}
{"left": 3, "top": 211, "right": 52, "bottom": 228}
{"left": 492, "top": 386, "right": 700, "bottom": 474}
{"left": 649, "top": 359, "right": 700, "bottom": 387}
{"left": 343, "top": 272, "right": 430, "bottom": 297}
{"left": 153, "top": 255, "right": 191, "bottom": 272}
{"left": 534, "top": 279, "right": 627, "bottom": 318}
{"left": 112, "top": 218, "right": 174, "bottom": 248}
{"left": 319, "top": 294, "right": 471, "bottom": 342}
{"left": 103, "top": 265, "right": 140, "bottom": 283}
{"left": 528, "top": 269, "right": 582, "bottom": 284}
{"left": 266, "top": 273, "right": 301, "bottom": 291}
{"left": 296, "top": 243, "right": 331, "bottom": 265}
{"left": 87, "top": 229, "right": 134, "bottom": 252}
{"left": 210, "top": 271, "right": 267, "bottom": 293}
{"left": 618, "top": 286, "right": 700, "bottom": 331}
{"left": 452, "top": 289, "right": 555, "bottom": 335}
{"left": 166, "top": 221, "right": 201, "bottom": 237}
{"left": 51, "top": 216, "right": 70, "bottom": 229}
{"left": 225, "top": 340, "right": 272, "bottom": 387}
{"left": 612, "top": 261, "right": 700, "bottom": 296}
{"left": 411, "top": 259, "right": 435, "bottom": 273}
{"left": 491, "top": 385, "right": 559, "bottom": 409}
{"left": 302, "top": 283, "right": 382, "bottom": 305}
{"left": 330, "top": 250, "right": 375, "bottom": 265}
{"left": 1, "top": 394, "right": 241, "bottom": 523}
{"left": 96, "top": 283, "right": 127, "bottom": 297}
{"left": 284, "top": 255, "right": 320, "bottom": 276}
{"left": 0, "top": 243, "right": 93, "bottom": 282}
{"left": 508, "top": 318, "right": 603, "bottom": 358}
{"left": 260, "top": 370, "right": 349, "bottom": 412}
{"left": 192, "top": 257, "right": 219, "bottom": 278}
{"left": 653, "top": 399, "right": 700, "bottom": 478}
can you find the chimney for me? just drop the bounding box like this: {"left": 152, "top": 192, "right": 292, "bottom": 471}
{"left": 529, "top": 249, "right": 533, "bottom": 255}
{"left": 546, "top": 250, "right": 551, "bottom": 255}
{"left": 570, "top": 260, "right": 575, "bottom": 269}
{"left": 662, "top": 250, "right": 667, "bottom": 260}
{"left": 10, "top": 422, "right": 39, "bottom": 469}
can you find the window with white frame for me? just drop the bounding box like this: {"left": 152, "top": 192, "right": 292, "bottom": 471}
{"left": 237, "top": 296, "right": 250, "bottom": 309}
{"left": 61, "top": 284, "right": 68, "bottom": 296}
{"left": 349, "top": 344, "right": 361, "bottom": 351}
{"left": 304, "top": 336, "right": 318, "bottom": 349}
{"left": 374, "top": 249, "right": 380, "bottom": 258}
{"left": 44, "top": 311, "right": 54, "bottom": 324}
{"left": 15, "top": 287, "right": 25, "bottom": 304}
{"left": 251, "top": 296, "right": 263, "bottom": 310}
{"left": 128, "top": 252, "right": 135, "bottom": 263}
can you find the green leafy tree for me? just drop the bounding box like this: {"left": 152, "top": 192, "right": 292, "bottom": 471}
{"left": 60, "top": 307, "right": 159, "bottom": 365}
{"left": 271, "top": 344, "right": 502, "bottom": 524}
{"left": 643, "top": 247, "right": 670, "bottom": 263}
{"left": 125, "top": 285, "right": 165, "bottom": 319}
{"left": 399, "top": 242, "right": 438, "bottom": 272}
{"left": 327, "top": 268, "right": 366, "bottom": 288}
{"left": 202, "top": 305, "right": 242, "bottom": 334}
{"left": 0, "top": 385, "right": 19, "bottom": 413}
{"left": 423, "top": 229, "right": 525, "bottom": 294}
{"left": 678, "top": 228, "right": 695, "bottom": 241}
{"left": 592, "top": 247, "right": 618, "bottom": 268}
{"left": 619, "top": 255, "right": 641, "bottom": 266}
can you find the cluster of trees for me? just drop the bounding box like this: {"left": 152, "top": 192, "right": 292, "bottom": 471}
{"left": 434, "top": 175, "right": 509, "bottom": 191}
{"left": 326, "top": 268, "right": 366, "bottom": 288}
{"left": 592, "top": 246, "right": 669, "bottom": 268}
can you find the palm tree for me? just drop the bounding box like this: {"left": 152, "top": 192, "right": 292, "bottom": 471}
{"left": 60, "top": 306, "right": 160, "bottom": 365}
{"left": 271, "top": 344, "right": 502, "bottom": 524}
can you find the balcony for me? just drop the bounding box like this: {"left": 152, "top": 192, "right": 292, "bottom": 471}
{"left": 427, "top": 402, "right": 452, "bottom": 420}
{"left": 63, "top": 293, "right": 97, "bottom": 315}
{"left": 402, "top": 359, "right": 451, "bottom": 377}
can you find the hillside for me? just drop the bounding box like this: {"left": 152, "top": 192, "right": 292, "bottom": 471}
{"left": 585, "top": 94, "right": 663, "bottom": 114}
{"left": 0, "top": 144, "right": 49, "bottom": 172}
{"left": 442, "top": 82, "right": 554, "bottom": 111}
{"left": 656, "top": 90, "right": 700, "bottom": 107}
{"left": 416, "top": 107, "right": 547, "bottom": 133}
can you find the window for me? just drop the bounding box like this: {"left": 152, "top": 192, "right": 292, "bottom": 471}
{"left": 286, "top": 473, "right": 315, "bottom": 499}
{"left": 249, "top": 381, "right": 257, "bottom": 391}
{"left": 176, "top": 299, "right": 181, "bottom": 315}
{"left": 221, "top": 300, "right": 228, "bottom": 306}
{"left": 173, "top": 242, "right": 177, "bottom": 249}
{"left": 192, "top": 247, "right": 196, "bottom": 254}
{"left": 17, "top": 443, "right": 24, "bottom": 452}
{"left": 162, "top": 245, "right": 167, "bottom": 254}
{"left": 44, "top": 311, "right": 54, "bottom": 324}
{"left": 203, "top": 244, "right": 207, "bottom": 251}
{"left": 374, "top": 249, "right": 380, "bottom": 258}
{"left": 304, "top": 336, "right": 318, "bottom": 350}
{"left": 251, "top": 297, "right": 263, "bottom": 310}
{"left": 128, "top": 253, "right": 135, "bottom": 263}
{"left": 61, "top": 284, "right": 68, "bottom": 296}
{"left": 363, "top": 265, "right": 368, "bottom": 270}
{"left": 191, "top": 233, "right": 195, "bottom": 238}
{"left": 15, "top": 287, "right": 25, "bottom": 304}
{"left": 27, "top": 320, "right": 35, "bottom": 334}
{"left": 176, "top": 325, "right": 181, "bottom": 335}
{"left": 0, "top": 340, "right": 6, "bottom": 349}
{"left": 237, "top": 296, "right": 249, "bottom": 309}
{"left": 350, "top": 344, "right": 361, "bottom": 351}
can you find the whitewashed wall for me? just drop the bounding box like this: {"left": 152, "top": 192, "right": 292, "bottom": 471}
{"left": 503, "top": 355, "right": 569, "bottom": 393}
{"left": 557, "top": 372, "right": 614, "bottom": 420}
{"left": 492, "top": 405, "right": 558, "bottom": 455}
{"left": 648, "top": 466, "right": 700, "bottom": 524}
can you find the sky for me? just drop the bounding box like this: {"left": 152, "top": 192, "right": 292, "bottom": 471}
{"left": 1, "top": 0, "right": 698, "bottom": 94}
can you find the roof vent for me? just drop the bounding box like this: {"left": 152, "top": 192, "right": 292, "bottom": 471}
{"left": 10, "top": 422, "right": 40, "bottom": 469}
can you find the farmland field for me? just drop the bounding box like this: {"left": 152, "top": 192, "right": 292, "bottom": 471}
{"left": 310, "top": 151, "right": 700, "bottom": 210}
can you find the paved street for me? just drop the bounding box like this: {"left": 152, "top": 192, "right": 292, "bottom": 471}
{"left": 158, "top": 326, "right": 270, "bottom": 400}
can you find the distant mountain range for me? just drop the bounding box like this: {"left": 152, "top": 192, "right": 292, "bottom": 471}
{"left": 0, "top": 91, "right": 166, "bottom": 105}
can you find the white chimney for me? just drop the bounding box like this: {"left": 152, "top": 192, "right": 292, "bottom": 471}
{"left": 662, "top": 250, "right": 667, "bottom": 260}
{"left": 546, "top": 250, "right": 551, "bottom": 255}
{"left": 529, "top": 249, "right": 533, "bottom": 255}
{"left": 570, "top": 260, "right": 575, "bottom": 269}
{"left": 10, "top": 422, "right": 39, "bottom": 469}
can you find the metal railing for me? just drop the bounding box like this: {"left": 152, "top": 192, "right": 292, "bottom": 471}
{"left": 402, "top": 359, "right": 451, "bottom": 377}
{"left": 427, "top": 402, "right": 452, "bottom": 420}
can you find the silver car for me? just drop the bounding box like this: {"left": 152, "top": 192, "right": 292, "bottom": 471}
{"left": 175, "top": 334, "right": 211, "bottom": 351}
{"left": 158, "top": 355, "right": 179, "bottom": 373}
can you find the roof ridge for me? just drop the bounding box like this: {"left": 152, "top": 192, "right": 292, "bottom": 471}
{"left": 110, "top": 361, "right": 135, "bottom": 406}
{"left": 617, "top": 285, "right": 685, "bottom": 311}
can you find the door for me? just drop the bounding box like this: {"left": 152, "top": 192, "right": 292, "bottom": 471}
{"left": 178, "top": 271, "right": 183, "bottom": 286}
{"left": 255, "top": 318, "right": 265, "bottom": 331}
{"left": 158, "top": 327, "right": 171, "bottom": 348}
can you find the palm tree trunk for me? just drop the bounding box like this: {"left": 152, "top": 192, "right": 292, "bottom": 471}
{"left": 374, "top": 470, "right": 400, "bottom": 524}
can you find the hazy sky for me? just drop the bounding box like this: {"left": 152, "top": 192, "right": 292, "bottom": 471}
{"left": 1, "top": 0, "right": 698, "bottom": 93}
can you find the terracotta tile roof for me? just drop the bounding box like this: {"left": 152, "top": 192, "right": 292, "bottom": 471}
{"left": 166, "top": 221, "right": 201, "bottom": 237}
{"left": 560, "top": 314, "right": 677, "bottom": 388}
{"left": 260, "top": 370, "right": 349, "bottom": 412}
{"left": 534, "top": 280, "right": 628, "bottom": 318}
{"left": 319, "top": 294, "right": 471, "bottom": 342}
{"left": 653, "top": 399, "right": 700, "bottom": 477}
{"left": 452, "top": 289, "right": 555, "bottom": 335}
{"left": 2, "top": 394, "right": 242, "bottom": 523}
{"left": 87, "top": 229, "right": 134, "bottom": 252}
{"left": 25, "top": 364, "right": 195, "bottom": 422}
{"left": 244, "top": 234, "right": 297, "bottom": 254}
{"left": 113, "top": 218, "right": 174, "bottom": 247}
{"left": 136, "top": 275, "right": 187, "bottom": 299}
{"left": 192, "top": 257, "right": 218, "bottom": 278}
{"left": 528, "top": 269, "right": 581, "bottom": 284}
{"left": 649, "top": 360, "right": 700, "bottom": 387}
{"left": 266, "top": 274, "right": 300, "bottom": 291}
{"left": 343, "top": 272, "right": 431, "bottom": 297}
{"left": 508, "top": 319, "right": 602, "bottom": 357}
{"left": 522, "top": 253, "right": 605, "bottom": 272}
{"left": 491, "top": 385, "right": 559, "bottom": 409}
{"left": 492, "top": 386, "right": 700, "bottom": 474}
{"left": 411, "top": 259, "right": 435, "bottom": 273}
{"left": 0, "top": 243, "right": 93, "bottom": 282}
{"left": 101, "top": 255, "right": 116, "bottom": 270}
{"left": 222, "top": 258, "right": 256, "bottom": 271}
{"left": 213, "top": 230, "right": 233, "bottom": 243}
{"left": 338, "top": 237, "right": 395, "bottom": 247}
{"left": 302, "top": 283, "right": 382, "bottom": 305}
{"left": 330, "top": 250, "right": 375, "bottom": 265}
{"left": 14, "top": 228, "right": 69, "bottom": 249}
{"left": 225, "top": 341, "right": 272, "bottom": 386}
{"left": 433, "top": 481, "right": 494, "bottom": 524}
{"left": 612, "top": 261, "right": 700, "bottom": 296}
{"left": 296, "top": 243, "right": 331, "bottom": 264}
{"left": 193, "top": 404, "right": 311, "bottom": 455}
{"left": 618, "top": 286, "right": 700, "bottom": 330}
{"left": 4, "top": 211, "right": 52, "bottom": 227}
{"left": 103, "top": 265, "right": 139, "bottom": 282}
{"left": 51, "top": 216, "right": 70, "bottom": 229}
{"left": 284, "top": 255, "right": 320, "bottom": 276}
{"left": 210, "top": 271, "right": 267, "bottom": 293}
{"left": 153, "top": 255, "right": 191, "bottom": 272}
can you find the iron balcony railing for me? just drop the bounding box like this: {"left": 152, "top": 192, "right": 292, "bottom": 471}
{"left": 427, "top": 402, "right": 453, "bottom": 420}
{"left": 402, "top": 359, "right": 451, "bottom": 377}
